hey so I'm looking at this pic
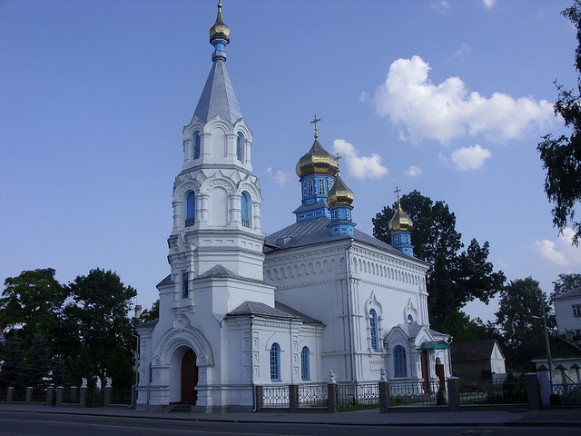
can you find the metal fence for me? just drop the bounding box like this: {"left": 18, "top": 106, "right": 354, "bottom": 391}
{"left": 389, "top": 381, "right": 443, "bottom": 406}
{"left": 458, "top": 379, "right": 527, "bottom": 405}
{"left": 110, "top": 388, "right": 133, "bottom": 406}
{"left": 552, "top": 383, "right": 581, "bottom": 405}
{"left": 337, "top": 383, "right": 379, "bottom": 408}
{"left": 261, "top": 385, "right": 289, "bottom": 408}
{"left": 298, "top": 384, "right": 327, "bottom": 407}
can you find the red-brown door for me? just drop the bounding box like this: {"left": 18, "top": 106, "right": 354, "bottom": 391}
{"left": 181, "top": 349, "right": 198, "bottom": 405}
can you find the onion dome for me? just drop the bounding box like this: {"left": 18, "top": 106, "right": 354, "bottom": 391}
{"left": 389, "top": 201, "right": 413, "bottom": 232}
{"left": 210, "top": 1, "right": 230, "bottom": 43}
{"left": 328, "top": 173, "right": 354, "bottom": 207}
{"left": 296, "top": 139, "right": 339, "bottom": 178}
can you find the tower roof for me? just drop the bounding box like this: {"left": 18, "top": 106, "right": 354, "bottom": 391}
{"left": 389, "top": 201, "right": 413, "bottom": 232}
{"left": 193, "top": 1, "right": 242, "bottom": 125}
{"left": 328, "top": 172, "right": 354, "bottom": 207}
{"left": 296, "top": 138, "right": 339, "bottom": 178}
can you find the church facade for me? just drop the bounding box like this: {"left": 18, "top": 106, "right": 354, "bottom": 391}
{"left": 136, "top": 3, "right": 451, "bottom": 411}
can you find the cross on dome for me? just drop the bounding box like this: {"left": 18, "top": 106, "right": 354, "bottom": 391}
{"left": 310, "top": 115, "right": 321, "bottom": 138}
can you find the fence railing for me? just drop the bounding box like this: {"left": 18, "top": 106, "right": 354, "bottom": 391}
{"left": 552, "top": 383, "right": 581, "bottom": 405}
{"left": 261, "top": 385, "right": 289, "bottom": 408}
{"left": 338, "top": 383, "right": 379, "bottom": 408}
{"left": 298, "top": 384, "right": 327, "bottom": 407}
{"left": 389, "top": 380, "right": 444, "bottom": 406}
{"left": 459, "top": 378, "right": 527, "bottom": 405}
{"left": 0, "top": 385, "right": 134, "bottom": 408}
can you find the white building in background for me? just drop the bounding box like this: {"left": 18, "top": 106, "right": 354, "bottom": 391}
{"left": 136, "top": 3, "right": 451, "bottom": 412}
{"left": 554, "top": 286, "right": 581, "bottom": 341}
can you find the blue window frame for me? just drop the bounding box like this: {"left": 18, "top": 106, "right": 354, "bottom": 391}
{"left": 370, "top": 309, "right": 379, "bottom": 351}
{"left": 182, "top": 272, "right": 189, "bottom": 298}
{"left": 393, "top": 345, "right": 407, "bottom": 377}
{"left": 270, "top": 343, "right": 281, "bottom": 381}
{"left": 301, "top": 347, "right": 310, "bottom": 381}
{"left": 194, "top": 131, "right": 201, "bottom": 159}
{"left": 236, "top": 132, "right": 244, "bottom": 161}
{"left": 241, "top": 192, "right": 250, "bottom": 228}
{"left": 318, "top": 178, "right": 325, "bottom": 194}
{"left": 186, "top": 192, "right": 196, "bottom": 227}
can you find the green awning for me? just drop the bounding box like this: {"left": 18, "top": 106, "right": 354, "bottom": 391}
{"left": 421, "top": 340, "right": 450, "bottom": 350}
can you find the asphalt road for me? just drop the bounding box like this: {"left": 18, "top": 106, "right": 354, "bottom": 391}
{"left": 0, "top": 412, "right": 580, "bottom": 436}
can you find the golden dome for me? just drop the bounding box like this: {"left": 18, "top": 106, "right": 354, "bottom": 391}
{"left": 210, "top": 1, "right": 230, "bottom": 42}
{"left": 389, "top": 202, "right": 413, "bottom": 232}
{"left": 328, "top": 173, "right": 354, "bottom": 207}
{"left": 296, "top": 139, "right": 339, "bottom": 178}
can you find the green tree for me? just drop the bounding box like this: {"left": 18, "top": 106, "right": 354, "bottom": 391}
{"left": 23, "top": 332, "right": 52, "bottom": 388}
{"left": 139, "top": 299, "right": 159, "bottom": 323}
{"left": 551, "top": 273, "right": 581, "bottom": 301}
{"left": 495, "top": 277, "right": 555, "bottom": 371}
{"left": 0, "top": 269, "right": 66, "bottom": 345}
{"left": 63, "top": 268, "right": 137, "bottom": 388}
{"left": 537, "top": 1, "right": 581, "bottom": 245}
{"left": 0, "top": 333, "right": 26, "bottom": 388}
{"left": 373, "top": 190, "right": 505, "bottom": 336}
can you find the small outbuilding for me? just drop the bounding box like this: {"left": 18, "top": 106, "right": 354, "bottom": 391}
{"left": 451, "top": 339, "right": 506, "bottom": 382}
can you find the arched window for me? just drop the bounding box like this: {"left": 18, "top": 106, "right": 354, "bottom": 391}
{"left": 407, "top": 314, "right": 414, "bottom": 325}
{"left": 393, "top": 345, "right": 407, "bottom": 377}
{"left": 318, "top": 178, "right": 325, "bottom": 194}
{"left": 194, "top": 131, "right": 201, "bottom": 159}
{"left": 236, "top": 132, "right": 244, "bottom": 161}
{"left": 370, "top": 309, "right": 379, "bottom": 351}
{"left": 182, "top": 272, "right": 189, "bottom": 298}
{"left": 241, "top": 192, "right": 251, "bottom": 228}
{"left": 186, "top": 192, "right": 196, "bottom": 227}
{"left": 270, "top": 343, "right": 281, "bottom": 381}
{"left": 301, "top": 346, "right": 310, "bottom": 381}
{"left": 307, "top": 180, "right": 314, "bottom": 195}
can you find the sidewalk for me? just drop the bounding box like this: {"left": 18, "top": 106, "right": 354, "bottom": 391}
{"left": 0, "top": 403, "right": 580, "bottom": 428}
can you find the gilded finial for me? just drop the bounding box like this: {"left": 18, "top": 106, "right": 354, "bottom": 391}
{"left": 310, "top": 115, "right": 321, "bottom": 139}
{"left": 210, "top": 0, "right": 230, "bottom": 43}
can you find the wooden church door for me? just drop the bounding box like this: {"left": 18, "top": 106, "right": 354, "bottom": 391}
{"left": 181, "top": 349, "right": 198, "bottom": 405}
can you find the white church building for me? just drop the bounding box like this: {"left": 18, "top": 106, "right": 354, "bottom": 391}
{"left": 136, "top": 3, "right": 452, "bottom": 411}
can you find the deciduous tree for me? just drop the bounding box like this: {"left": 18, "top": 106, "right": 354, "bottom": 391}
{"left": 373, "top": 190, "right": 505, "bottom": 336}
{"left": 495, "top": 277, "right": 555, "bottom": 371}
{"left": 538, "top": 0, "right": 581, "bottom": 244}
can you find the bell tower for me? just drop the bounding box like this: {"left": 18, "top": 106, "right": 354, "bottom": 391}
{"left": 159, "top": 1, "right": 273, "bottom": 320}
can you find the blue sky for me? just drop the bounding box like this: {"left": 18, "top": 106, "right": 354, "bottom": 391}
{"left": 1, "top": 0, "right": 580, "bottom": 322}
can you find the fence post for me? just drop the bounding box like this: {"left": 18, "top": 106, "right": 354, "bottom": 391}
{"left": 7, "top": 387, "right": 14, "bottom": 403}
{"left": 25, "top": 387, "right": 33, "bottom": 404}
{"left": 70, "top": 386, "right": 78, "bottom": 403}
{"left": 80, "top": 379, "right": 88, "bottom": 408}
{"left": 46, "top": 386, "right": 55, "bottom": 406}
{"left": 446, "top": 377, "right": 460, "bottom": 412}
{"left": 288, "top": 384, "right": 298, "bottom": 413}
{"left": 56, "top": 386, "right": 64, "bottom": 406}
{"left": 525, "top": 373, "right": 541, "bottom": 410}
{"left": 103, "top": 387, "right": 111, "bottom": 407}
{"left": 378, "top": 381, "right": 389, "bottom": 413}
{"left": 254, "top": 386, "right": 263, "bottom": 412}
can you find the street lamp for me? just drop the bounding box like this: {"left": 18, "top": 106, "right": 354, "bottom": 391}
{"left": 532, "top": 304, "right": 553, "bottom": 385}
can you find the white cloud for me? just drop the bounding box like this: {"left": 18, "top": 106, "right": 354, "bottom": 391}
{"left": 534, "top": 228, "right": 581, "bottom": 267}
{"left": 482, "top": 0, "right": 496, "bottom": 10}
{"left": 359, "top": 91, "right": 370, "bottom": 102}
{"left": 405, "top": 165, "right": 422, "bottom": 177}
{"left": 333, "top": 139, "right": 388, "bottom": 179}
{"left": 374, "top": 56, "right": 554, "bottom": 144}
{"left": 431, "top": 0, "right": 451, "bottom": 14}
{"left": 265, "top": 167, "right": 290, "bottom": 187}
{"left": 450, "top": 144, "right": 492, "bottom": 170}
{"left": 274, "top": 170, "right": 289, "bottom": 186}
{"left": 453, "top": 42, "right": 471, "bottom": 58}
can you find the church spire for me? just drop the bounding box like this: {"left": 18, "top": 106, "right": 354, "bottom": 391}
{"left": 193, "top": 1, "right": 242, "bottom": 125}
{"left": 389, "top": 187, "right": 414, "bottom": 256}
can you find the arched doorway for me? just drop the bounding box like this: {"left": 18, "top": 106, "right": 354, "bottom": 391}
{"left": 181, "top": 349, "right": 198, "bottom": 405}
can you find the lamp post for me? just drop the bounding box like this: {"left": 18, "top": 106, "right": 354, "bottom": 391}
{"left": 533, "top": 305, "right": 553, "bottom": 385}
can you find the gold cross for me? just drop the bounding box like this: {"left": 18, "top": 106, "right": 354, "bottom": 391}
{"left": 394, "top": 186, "right": 401, "bottom": 201}
{"left": 310, "top": 115, "right": 321, "bottom": 138}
